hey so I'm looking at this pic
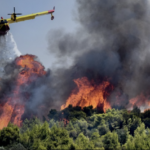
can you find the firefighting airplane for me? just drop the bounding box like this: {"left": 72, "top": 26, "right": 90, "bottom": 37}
{"left": 0, "top": 7, "right": 55, "bottom": 35}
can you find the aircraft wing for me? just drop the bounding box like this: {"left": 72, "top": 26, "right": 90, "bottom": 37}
{"left": 6, "top": 9, "right": 55, "bottom": 24}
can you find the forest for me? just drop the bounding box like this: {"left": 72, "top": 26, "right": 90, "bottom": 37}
{"left": 0, "top": 105, "right": 150, "bottom": 150}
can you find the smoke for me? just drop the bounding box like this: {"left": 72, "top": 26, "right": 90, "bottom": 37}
{"left": 1, "top": 0, "right": 150, "bottom": 122}
{"left": 46, "top": 0, "right": 150, "bottom": 110}
{"left": 0, "top": 32, "right": 22, "bottom": 119}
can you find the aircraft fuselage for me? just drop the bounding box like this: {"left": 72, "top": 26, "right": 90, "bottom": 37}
{"left": 0, "top": 19, "right": 10, "bottom": 36}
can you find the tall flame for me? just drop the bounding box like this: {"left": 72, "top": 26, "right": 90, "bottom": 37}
{"left": 61, "top": 77, "right": 112, "bottom": 112}
{"left": 0, "top": 55, "right": 46, "bottom": 129}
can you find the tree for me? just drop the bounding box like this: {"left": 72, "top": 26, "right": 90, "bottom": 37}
{"left": 32, "top": 139, "right": 46, "bottom": 150}
{"left": 142, "top": 109, "right": 150, "bottom": 119}
{"left": 74, "top": 119, "right": 88, "bottom": 136}
{"left": 0, "top": 123, "right": 19, "bottom": 147}
{"left": 20, "top": 117, "right": 41, "bottom": 133}
{"left": 102, "top": 131, "right": 121, "bottom": 150}
{"left": 75, "top": 133, "right": 94, "bottom": 149}
{"left": 49, "top": 119, "right": 56, "bottom": 128}
{"left": 123, "top": 123, "right": 150, "bottom": 150}
{"left": 116, "top": 127, "right": 129, "bottom": 145}
{"left": 131, "top": 106, "right": 141, "bottom": 117}
{"left": 143, "top": 118, "right": 150, "bottom": 128}
{"left": 97, "top": 119, "right": 109, "bottom": 136}
{"left": 90, "top": 132, "right": 104, "bottom": 149}
{"left": 38, "top": 121, "right": 50, "bottom": 140}
{"left": 48, "top": 109, "right": 58, "bottom": 120}
{"left": 66, "top": 121, "right": 74, "bottom": 131}
{"left": 19, "top": 130, "right": 30, "bottom": 149}
{"left": 128, "top": 117, "right": 141, "bottom": 135}
{"left": 83, "top": 106, "right": 93, "bottom": 116}
{"left": 46, "top": 125, "right": 73, "bottom": 149}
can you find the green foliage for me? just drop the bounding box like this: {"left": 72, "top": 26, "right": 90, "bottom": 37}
{"left": 48, "top": 105, "right": 87, "bottom": 121}
{"left": 1, "top": 107, "right": 150, "bottom": 150}
{"left": 19, "top": 131, "right": 30, "bottom": 148}
{"left": 49, "top": 119, "right": 56, "bottom": 128}
{"left": 123, "top": 123, "right": 150, "bottom": 150}
{"left": 75, "top": 133, "right": 94, "bottom": 149}
{"left": 131, "top": 106, "right": 141, "bottom": 117}
{"left": 83, "top": 106, "right": 93, "bottom": 116}
{"left": 48, "top": 109, "right": 58, "bottom": 120}
{"left": 116, "top": 127, "right": 129, "bottom": 145}
{"left": 143, "top": 118, "right": 150, "bottom": 128}
{"left": 90, "top": 132, "right": 104, "bottom": 148}
{"left": 0, "top": 123, "right": 19, "bottom": 147}
{"left": 20, "top": 117, "right": 41, "bottom": 133}
{"left": 102, "top": 131, "right": 121, "bottom": 150}
{"left": 46, "top": 125, "right": 74, "bottom": 149}
{"left": 142, "top": 109, "right": 150, "bottom": 118}
{"left": 128, "top": 117, "right": 142, "bottom": 135}
{"left": 98, "top": 119, "right": 110, "bottom": 136}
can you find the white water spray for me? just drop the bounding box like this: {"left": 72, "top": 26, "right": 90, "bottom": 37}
{"left": 0, "top": 32, "right": 21, "bottom": 76}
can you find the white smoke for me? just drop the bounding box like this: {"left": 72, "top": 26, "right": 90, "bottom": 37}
{"left": 0, "top": 32, "right": 21, "bottom": 76}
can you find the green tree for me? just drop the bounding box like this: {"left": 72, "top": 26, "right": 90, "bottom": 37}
{"left": 116, "top": 127, "right": 129, "bottom": 145}
{"left": 74, "top": 119, "right": 88, "bottom": 136}
{"left": 128, "top": 117, "right": 141, "bottom": 135}
{"left": 48, "top": 109, "right": 58, "bottom": 120}
{"left": 32, "top": 139, "right": 46, "bottom": 150}
{"left": 143, "top": 118, "right": 150, "bottom": 128}
{"left": 20, "top": 117, "right": 41, "bottom": 133}
{"left": 98, "top": 119, "right": 109, "bottom": 136}
{"left": 83, "top": 106, "right": 93, "bottom": 116}
{"left": 46, "top": 125, "right": 73, "bottom": 149}
{"left": 131, "top": 106, "right": 141, "bottom": 117}
{"left": 0, "top": 123, "right": 19, "bottom": 147}
{"left": 19, "top": 130, "right": 30, "bottom": 149}
{"left": 66, "top": 121, "right": 74, "bottom": 131}
{"left": 49, "top": 119, "right": 56, "bottom": 128}
{"left": 75, "top": 133, "right": 94, "bottom": 150}
{"left": 123, "top": 123, "right": 150, "bottom": 150}
{"left": 38, "top": 121, "right": 50, "bottom": 140}
{"left": 90, "top": 132, "right": 104, "bottom": 149}
{"left": 102, "top": 131, "right": 121, "bottom": 150}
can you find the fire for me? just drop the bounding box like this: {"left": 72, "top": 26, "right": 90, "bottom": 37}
{"left": 129, "top": 93, "right": 150, "bottom": 111}
{"left": 61, "top": 77, "right": 112, "bottom": 112}
{"left": 0, "top": 54, "right": 46, "bottom": 129}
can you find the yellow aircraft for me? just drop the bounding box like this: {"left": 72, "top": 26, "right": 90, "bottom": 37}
{"left": 0, "top": 7, "right": 55, "bottom": 35}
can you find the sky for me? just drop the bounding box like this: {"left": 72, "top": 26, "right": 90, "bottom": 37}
{"left": 0, "top": 0, "right": 78, "bottom": 69}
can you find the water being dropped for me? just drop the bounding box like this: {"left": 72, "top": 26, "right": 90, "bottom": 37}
{"left": 0, "top": 32, "right": 21, "bottom": 76}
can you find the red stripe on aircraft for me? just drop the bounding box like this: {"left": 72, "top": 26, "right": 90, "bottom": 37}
{"left": 48, "top": 10, "right": 54, "bottom": 13}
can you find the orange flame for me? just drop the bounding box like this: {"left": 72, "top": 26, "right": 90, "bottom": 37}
{"left": 0, "top": 55, "right": 46, "bottom": 129}
{"left": 61, "top": 77, "right": 112, "bottom": 112}
{"left": 0, "top": 100, "right": 14, "bottom": 129}
{"left": 129, "top": 93, "right": 150, "bottom": 111}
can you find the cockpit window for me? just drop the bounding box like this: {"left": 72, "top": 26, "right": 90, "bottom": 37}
{"left": 0, "top": 20, "right": 4, "bottom": 24}
{"left": 0, "top": 20, "right": 7, "bottom": 24}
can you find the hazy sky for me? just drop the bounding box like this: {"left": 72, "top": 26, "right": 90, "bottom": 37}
{"left": 1, "top": 0, "right": 78, "bottom": 68}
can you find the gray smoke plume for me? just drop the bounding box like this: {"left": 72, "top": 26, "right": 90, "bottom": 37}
{"left": 46, "top": 0, "right": 150, "bottom": 110}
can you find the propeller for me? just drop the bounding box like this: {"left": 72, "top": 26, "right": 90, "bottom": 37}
{"left": 8, "top": 7, "right": 22, "bottom": 15}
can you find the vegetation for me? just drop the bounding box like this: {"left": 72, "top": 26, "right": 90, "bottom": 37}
{"left": 1, "top": 105, "right": 150, "bottom": 150}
